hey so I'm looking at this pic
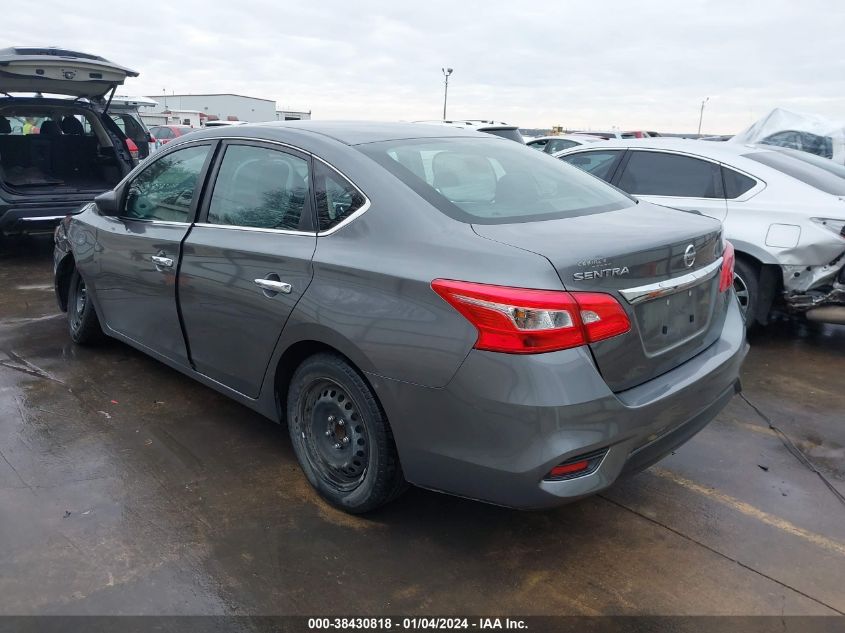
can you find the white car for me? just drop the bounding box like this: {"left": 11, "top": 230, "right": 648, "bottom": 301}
{"left": 415, "top": 120, "right": 524, "bottom": 143}
{"left": 555, "top": 138, "right": 845, "bottom": 326}
{"left": 526, "top": 134, "right": 603, "bottom": 154}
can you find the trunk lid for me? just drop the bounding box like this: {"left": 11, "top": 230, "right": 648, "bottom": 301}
{"left": 0, "top": 47, "right": 138, "bottom": 99}
{"left": 472, "top": 202, "right": 728, "bottom": 391}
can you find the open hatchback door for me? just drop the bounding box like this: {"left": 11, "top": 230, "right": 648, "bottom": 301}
{"left": 0, "top": 47, "right": 138, "bottom": 100}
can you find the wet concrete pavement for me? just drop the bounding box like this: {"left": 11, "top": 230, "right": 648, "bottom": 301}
{"left": 1, "top": 236, "right": 843, "bottom": 616}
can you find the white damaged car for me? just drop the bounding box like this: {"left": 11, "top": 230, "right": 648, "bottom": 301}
{"left": 555, "top": 138, "right": 845, "bottom": 327}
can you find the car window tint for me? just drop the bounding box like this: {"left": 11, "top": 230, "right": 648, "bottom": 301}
{"left": 722, "top": 167, "right": 756, "bottom": 198}
{"left": 528, "top": 139, "right": 548, "bottom": 150}
{"left": 314, "top": 161, "right": 367, "bottom": 232}
{"left": 617, "top": 151, "right": 722, "bottom": 198}
{"left": 124, "top": 145, "right": 210, "bottom": 222}
{"left": 547, "top": 139, "right": 577, "bottom": 153}
{"left": 208, "top": 145, "right": 310, "bottom": 230}
{"left": 559, "top": 150, "right": 621, "bottom": 182}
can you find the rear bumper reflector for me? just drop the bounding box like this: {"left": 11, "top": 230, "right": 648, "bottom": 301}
{"left": 544, "top": 449, "right": 608, "bottom": 481}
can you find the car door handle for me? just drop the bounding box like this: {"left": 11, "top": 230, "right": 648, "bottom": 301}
{"left": 151, "top": 255, "right": 174, "bottom": 268}
{"left": 254, "top": 278, "right": 292, "bottom": 294}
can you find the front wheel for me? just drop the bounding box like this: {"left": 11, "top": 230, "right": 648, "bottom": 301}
{"left": 67, "top": 269, "right": 103, "bottom": 345}
{"left": 287, "top": 353, "right": 406, "bottom": 513}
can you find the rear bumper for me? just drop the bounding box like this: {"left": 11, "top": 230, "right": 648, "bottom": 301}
{"left": 370, "top": 294, "right": 747, "bottom": 509}
{"left": 0, "top": 200, "right": 87, "bottom": 235}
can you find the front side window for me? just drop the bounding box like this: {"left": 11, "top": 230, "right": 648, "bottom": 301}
{"left": 124, "top": 145, "right": 210, "bottom": 222}
{"left": 208, "top": 144, "right": 310, "bottom": 230}
{"left": 361, "top": 138, "right": 632, "bottom": 224}
{"left": 314, "top": 161, "right": 367, "bottom": 232}
{"left": 527, "top": 139, "right": 548, "bottom": 150}
{"left": 559, "top": 150, "right": 622, "bottom": 182}
{"left": 617, "top": 151, "right": 723, "bottom": 198}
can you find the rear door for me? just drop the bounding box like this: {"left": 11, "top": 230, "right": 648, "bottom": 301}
{"left": 93, "top": 141, "right": 215, "bottom": 365}
{"left": 177, "top": 141, "right": 317, "bottom": 397}
{"left": 611, "top": 149, "right": 728, "bottom": 221}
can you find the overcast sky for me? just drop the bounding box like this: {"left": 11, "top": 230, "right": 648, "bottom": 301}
{"left": 7, "top": 0, "right": 845, "bottom": 133}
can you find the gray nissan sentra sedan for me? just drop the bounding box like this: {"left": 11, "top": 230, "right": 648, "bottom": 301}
{"left": 53, "top": 121, "right": 747, "bottom": 513}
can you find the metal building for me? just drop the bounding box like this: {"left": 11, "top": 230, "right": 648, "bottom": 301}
{"left": 144, "top": 93, "right": 278, "bottom": 123}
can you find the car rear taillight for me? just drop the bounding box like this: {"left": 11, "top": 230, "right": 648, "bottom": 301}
{"left": 431, "top": 279, "right": 630, "bottom": 354}
{"left": 719, "top": 241, "right": 735, "bottom": 293}
{"left": 125, "top": 138, "right": 139, "bottom": 161}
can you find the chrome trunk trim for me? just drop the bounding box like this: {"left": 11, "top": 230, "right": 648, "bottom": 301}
{"left": 619, "top": 257, "right": 723, "bottom": 305}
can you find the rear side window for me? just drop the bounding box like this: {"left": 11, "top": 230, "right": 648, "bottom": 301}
{"left": 208, "top": 144, "right": 310, "bottom": 231}
{"left": 124, "top": 145, "right": 210, "bottom": 222}
{"left": 313, "top": 161, "right": 367, "bottom": 232}
{"left": 559, "top": 150, "right": 621, "bottom": 182}
{"left": 722, "top": 167, "right": 756, "bottom": 198}
{"left": 617, "top": 151, "right": 723, "bottom": 198}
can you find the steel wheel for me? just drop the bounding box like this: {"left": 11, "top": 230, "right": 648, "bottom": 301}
{"left": 297, "top": 377, "right": 370, "bottom": 492}
{"left": 70, "top": 276, "right": 87, "bottom": 332}
{"left": 66, "top": 269, "right": 103, "bottom": 345}
{"left": 287, "top": 352, "right": 407, "bottom": 513}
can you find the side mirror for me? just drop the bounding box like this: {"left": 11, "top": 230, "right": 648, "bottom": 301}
{"left": 94, "top": 189, "right": 121, "bottom": 216}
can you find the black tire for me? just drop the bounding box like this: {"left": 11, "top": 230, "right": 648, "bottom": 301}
{"left": 733, "top": 257, "right": 759, "bottom": 328}
{"left": 287, "top": 352, "right": 406, "bottom": 513}
{"left": 67, "top": 269, "right": 103, "bottom": 345}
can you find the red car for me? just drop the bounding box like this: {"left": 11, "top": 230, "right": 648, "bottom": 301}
{"left": 148, "top": 125, "right": 198, "bottom": 145}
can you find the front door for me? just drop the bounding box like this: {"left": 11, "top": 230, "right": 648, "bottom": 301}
{"left": 178, "top": 141, "right": 317, "bottom": 397}
{"left": 93, "top": 142, "right": 214, "bottom": 364}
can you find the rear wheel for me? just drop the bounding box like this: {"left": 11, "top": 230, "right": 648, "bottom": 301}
{"left": 733, "top": 258, "right": 759, "bottom": 328}
{"left": 287, "top": 353, "right": 406, "bottom": 513}
{"left": 67, "top": 269, "right": 103, "bottom": 345}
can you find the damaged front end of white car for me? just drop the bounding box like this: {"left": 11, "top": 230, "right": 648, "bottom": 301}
{"left": 779, "top": 217, "right": 845, "bottom": 323}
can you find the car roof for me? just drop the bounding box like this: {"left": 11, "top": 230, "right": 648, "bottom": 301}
{"left": 528, "top": 134, "right": 602, "bottom": 143}
{"left": 559, "top": 137, "right": 769, "bottom": 160}
{"left": 415, "top": 120, "right": 518, "bottom": 131}
{"left": 228, "top": 120, "right": 489, "bottom": 145}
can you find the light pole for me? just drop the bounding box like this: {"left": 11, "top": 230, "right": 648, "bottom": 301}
{"left": 442, "top": 67, "right": 453, "bottom": 120}
{"left": 697, "top": 97, "right": 710, "bottom": 135}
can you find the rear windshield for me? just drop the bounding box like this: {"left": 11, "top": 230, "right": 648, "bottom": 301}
{"left": 359, "top": 137, "right": 633, "bottom": 224}
{"left": 481, "top": 128, "right": 525, "bottom": 143}
{"left": 745, "top": 151, "right": 845, "bottom": 195}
